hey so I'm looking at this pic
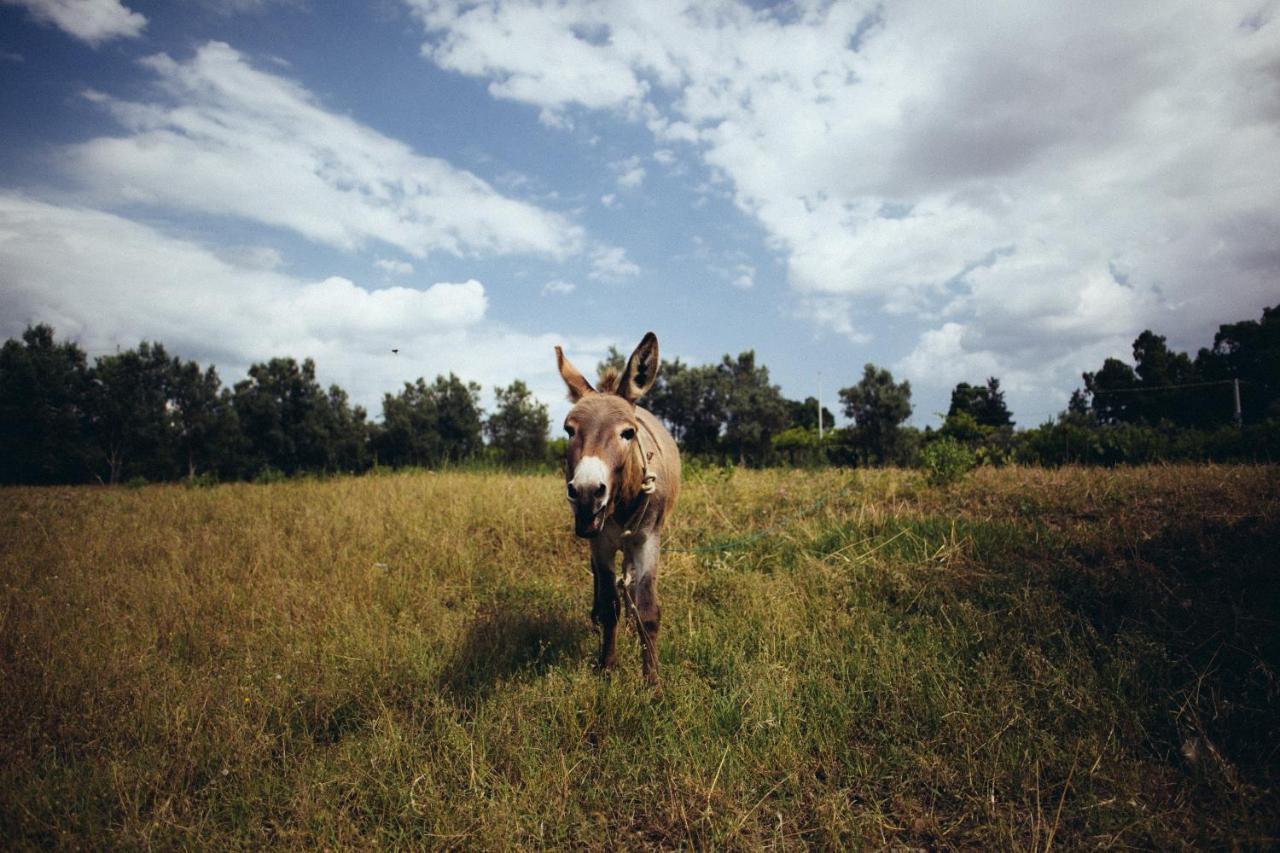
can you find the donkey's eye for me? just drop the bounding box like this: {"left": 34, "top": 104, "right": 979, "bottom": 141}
{"left": 621, "top": 427, "right": 636, "bottom": 441}
{"left": 565, "top": 425, "right": 575, "bottom": 437}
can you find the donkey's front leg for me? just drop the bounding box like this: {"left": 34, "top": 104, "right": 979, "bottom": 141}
{"left": 590, "top": 539, "right": 620, "bottom": 672}
{"left": 623, "top": 535, "right": 662, "bottom": 686}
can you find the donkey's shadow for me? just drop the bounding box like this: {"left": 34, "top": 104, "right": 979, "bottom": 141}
{"left": 438, "top": 595, "right": 590, "bottom": 700}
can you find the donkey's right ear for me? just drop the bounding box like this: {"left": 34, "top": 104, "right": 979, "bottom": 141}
{"left": 555, "top": 346, "right": 595, "bottom": 403}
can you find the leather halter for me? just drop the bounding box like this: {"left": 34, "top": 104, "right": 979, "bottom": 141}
{"left": 616, "top": 419, "right": 657, "bottom": 537}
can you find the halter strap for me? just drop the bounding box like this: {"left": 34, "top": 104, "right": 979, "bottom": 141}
{"left": 618, "top": 419, "right": 657, "bottom": 537}
{"left": 633, "top": 420, "right": 657, "bottom": 495}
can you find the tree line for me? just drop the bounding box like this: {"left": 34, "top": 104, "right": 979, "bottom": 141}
{"left": 0, "top": 326, "right": 550, "bottom": 485}
{"left": 1, "top": 304, "right": 1276, "bottom": 485}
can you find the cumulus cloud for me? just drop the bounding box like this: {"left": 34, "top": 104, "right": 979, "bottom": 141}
{"left": 64, "top": 41, "right": 584, "bottom": 261}
{"left": 542, "top": 279, "right": 576, "bottom": 296}
{"left": 411, "top": 0, "right": 654, "bottom": 116}
{"left": 588, "top": 245, "right": 640, "bottom": 281}
{"left": 0, "top": 193, "right": 593, "bottom": 415}
{"left": 2, "top": 0, "right": 145, "bottom": 45}
{"left": 612, "top": 155, "right": 646, "bottom": 188}
{"left": 376, "top": 258, "right": 415, "bottom": 276}
{"left": 218, "top": 245, "right": 284, "bottom": 270}
{"left": 618, "top": 166, "right": 645, "bottom": 188}
{"left": 407, "top": 0, "right": 1280, "bottom": 408}
{"left": 198, "top": 0, "right": 300, "bottom": 15}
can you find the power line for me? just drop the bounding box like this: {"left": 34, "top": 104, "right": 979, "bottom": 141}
{"left": 1089, "top": 379, "right": 1244, "bottom": 395}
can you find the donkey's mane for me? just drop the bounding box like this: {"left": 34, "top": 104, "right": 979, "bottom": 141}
{"left": 596, "top": 367, "right": 622, "bottom": 394}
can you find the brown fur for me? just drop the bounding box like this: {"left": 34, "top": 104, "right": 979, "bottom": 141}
{"left": 596, "top": 367, "right": 621, "bottom": 395}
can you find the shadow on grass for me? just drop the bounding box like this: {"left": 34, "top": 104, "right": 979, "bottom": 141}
{"left": 438, "top": 592, "right": 590, "bottom": 701}
{"left": 1056, "top": 514, "right": 1280, "bottom": 788}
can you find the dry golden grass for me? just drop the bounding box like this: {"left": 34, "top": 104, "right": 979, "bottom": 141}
{"left": 2, "top": 465, "right": 1278, "bottom": 848}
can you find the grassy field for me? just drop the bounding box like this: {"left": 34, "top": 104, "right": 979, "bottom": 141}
{"left": 2, "top": 465, "right": 1278, "bottom": 849}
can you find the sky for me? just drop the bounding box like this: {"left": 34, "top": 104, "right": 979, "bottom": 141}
{"left": 1, "top": 0, "right": 1277, "bottom": 430}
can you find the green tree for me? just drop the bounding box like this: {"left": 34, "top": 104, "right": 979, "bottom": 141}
{"left": 785, "top": 396, "right": 835, "bottom": 432}
{"left": 839, "top": 364, "right": 913, "bottom": 465}
{"left": 1083, "top": 358, "right": 1139, "bottom": 425}
{"left": 376, "top": 378, "right": 441, "bottom": 467}
{"left": 646, "top": 358, "right": 727, "bottom": 456}
{"left": 0, "top": 325, "right": 92, "bottom": 484}
{"left": 1196, "top": 304, "right": 1280, "bottom": 422}
{"left": 718, "top": 351, "right": 788, "bottom": 465}
{"left": 232, "top": 357, "right": 345, "bottom": 475}
{"left": 167, "top": 359, "right": 240, "bottom": 480}
{"left": 375, "top": 374, "right": 482, "bottom": 467}
{"left": 430, "top": 374, "right": 484, "bottom": 463}
{"left": 88, "top": 342, "right": 175, "bottom": 483}
{"left": 948, "top": 377, "right": 1013, "bottom": 427}
{"left": 596, "top": 345, "right": 627, "bottom": 376}
{"left": 1132, "top": 330, "right": 1198, "bottom": 425}
{"left": 326, "top": 384, "right": 371, "bottom": 473}
{"left": 772, "top": 425, "right": 821, "bottom": 465}
{"left": 486, "top": 380, "right": 549, "bottom": 463}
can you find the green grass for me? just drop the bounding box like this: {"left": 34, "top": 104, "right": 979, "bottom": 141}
{"left": 2, "top": 465, "right": 1278, "bottom": 848}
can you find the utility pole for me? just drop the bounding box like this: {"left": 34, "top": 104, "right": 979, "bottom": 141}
{"left": 1233, "top": 378, "right": 1242, "bottom": 427}
{"left": 817, "top": 372, "right": 824, "bottom": 442}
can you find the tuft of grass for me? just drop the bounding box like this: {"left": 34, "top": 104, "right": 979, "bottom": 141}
{"left": 2, "top": 465, "right": 1278, "bottom": 848}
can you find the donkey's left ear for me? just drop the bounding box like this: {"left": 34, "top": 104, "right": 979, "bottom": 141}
{"left": 619, "top": 332, "right": 659, "bottom": 403}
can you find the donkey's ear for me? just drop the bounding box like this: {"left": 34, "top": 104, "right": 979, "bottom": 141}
{"left": 619, "top": 332, "right": 659, "bottom": 403}
{"left": 556, "top": 346, "right": 595, "bottom": 403}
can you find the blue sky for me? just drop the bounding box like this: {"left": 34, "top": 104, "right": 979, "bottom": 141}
{"left": 2, "top": 0, "right": 1277, "bottom": 430}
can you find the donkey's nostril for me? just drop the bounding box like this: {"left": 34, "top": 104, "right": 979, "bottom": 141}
{"left": 595, "top": 483, "right": 606, "bottom": 498}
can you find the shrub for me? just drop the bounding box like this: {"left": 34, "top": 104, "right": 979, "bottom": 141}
{"left": 184, "top": 472, "right": 219, "bottom": 488}
{"left": 920, "top": 436, "right": 977, "bottom": 486}
{"left": 252, "top": 466, "right": 287, "bottom": 485}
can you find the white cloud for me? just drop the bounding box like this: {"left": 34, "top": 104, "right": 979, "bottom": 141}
{"left": 376, "top": 258, "right": 415, "bottom": 276}
{"left": 410, "top": 0, "right": 654, "bottom": 114}
{"left": 407, "top": 0, "right": 1280, "bottom": 403}
{"left": 2, "top": 0, "right": 145, "bottom": 45}
{"left": 612, "top": 155, "right": 646, "bottom": 188}
{"left": 218, "top": 245, "right": 283, "bottom": 270}
{"left": 64, "top": 41, "right": 585, "bottom": 262}
{"left": 731, "top": 263, "right": 754, "bottom": 290}
{"left": 0, "top": 193, "right": 597, "bottom": 416}
{"left": 541, "top": 279, "right": 576, "bottom": 296}
{"left": 198, "top": 0, "right": 299, "bottom": 15}
{"left": 653, "top": 148, "right": 676, "bottom": 166}
{"left": 618, "top": 166, "right": 646, "bottom": 188}
{"left": 796, "top": 296, "right": 869, "bottom": 344}
{"left": 895, "top": 320, "right": 1128, "bottom": 424}
{"left": 588, "top": 245, "right": 640, "bottom": 281}
{"left": 600, "top": 193, "right": 618, "bottom": 208}
{"left": 897, "top": 324, "right": 1008, "bottom": 392}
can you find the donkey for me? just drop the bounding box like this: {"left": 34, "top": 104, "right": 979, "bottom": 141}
{"left": 555, "top": 332, "right": 681, "bottom": 685}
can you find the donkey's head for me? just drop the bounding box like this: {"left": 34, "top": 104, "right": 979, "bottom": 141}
{"left": 555, "top": 332, "right": 660, "bottom": 538}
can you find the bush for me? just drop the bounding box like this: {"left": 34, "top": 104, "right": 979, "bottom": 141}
{"left": 920, "top": 436, "right": 977, "bottom": 486}
{"left": 252, "top": 466, "right": 287, "bottom": 485}
{"left": 1012, "top": 418, "right": 1280, "bottom": 466}
{"left": 683, "top": 457, "right": 736, "bottom": 484}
